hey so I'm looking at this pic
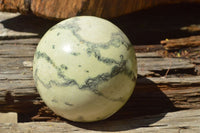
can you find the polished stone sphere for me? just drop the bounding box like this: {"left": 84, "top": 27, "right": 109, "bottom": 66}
{"left": 33, "top": 16, "right": 137, "bottom": 122}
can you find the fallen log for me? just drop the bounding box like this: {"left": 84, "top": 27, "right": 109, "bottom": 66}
{"left": 1, "top": 0, "right": 200, "bottom": 20}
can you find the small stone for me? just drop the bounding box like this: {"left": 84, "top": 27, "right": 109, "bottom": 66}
{"left": 23, "top": 61, "right": 33, "bottom": 67}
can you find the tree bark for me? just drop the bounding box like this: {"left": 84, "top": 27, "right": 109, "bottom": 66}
{"left": 1, "top": 0, "right": 200, "bottom": 20}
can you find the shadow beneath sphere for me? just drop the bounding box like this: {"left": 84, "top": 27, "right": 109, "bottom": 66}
{"left": 68, "top": 75, "right": 178, "bottom": 131}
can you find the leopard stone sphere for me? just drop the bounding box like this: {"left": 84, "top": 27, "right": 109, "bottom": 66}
{"left": 33, "top": 16, "right": 137, "bottom": 122}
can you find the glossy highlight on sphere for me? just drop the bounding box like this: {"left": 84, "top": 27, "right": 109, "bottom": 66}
{"left": 33, "top": 16, "right": 137, "bottom": 122}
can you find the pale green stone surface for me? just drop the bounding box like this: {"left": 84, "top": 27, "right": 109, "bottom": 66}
{"left": 33, "top": 16, "right": 137, "bottom": 122}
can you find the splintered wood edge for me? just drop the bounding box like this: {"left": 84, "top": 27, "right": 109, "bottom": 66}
{"left": 161, "top": 35, "right": 200, "bottom": 50}
{"left": 0, "top": 112, "right": 17, "bottom": 123}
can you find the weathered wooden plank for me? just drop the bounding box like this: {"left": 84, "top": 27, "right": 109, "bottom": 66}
{"left": 0, "top": 76, "right": 199, "bottom": 114}
{"left": 0, "top": 38, "right": 40, "bottom": 45}
{"left": 0, "top": 58, "right": 32, "bottom": 67}
{"left": 0, "top": 45, "right": 35, "bottom": 58}
{"left": 0, "top": 109, "right": 199, "bottom": 132}
{"left": 0, "top": 48, "right": 196, "bottom": 82}
{"left": 0, "top": 42, "right": 199, "bottom": 114}
{"left": 0, "top": 43, "right": 196, "bottom": 75}
{"left": 0, "top": 44, "right": 36, "bottom": 57}
{"left": 144, "top": 76, "right": 200, "bottom": 85}
{"left": 0, "top": 80, "right": 35, "bottom": 91}
{"left": 137, "top": 57, "right": 195, "bottom": 76}
{"left": 136, "top": 52, "right": 162, "bottom": 58}
{"left": 0, "top": 76, "right": 199, "bottom": 113}
{"left": 0, "top": 112, "right": 17, "bottom": 123}
{"left": 0, "top": 80, "right": 37, "bottom": 105}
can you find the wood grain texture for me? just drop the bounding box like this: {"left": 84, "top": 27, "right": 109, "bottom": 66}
{"left": 0, "top": 0, "right": 29, "bottom": 13}
{"left": 1, "top": 0, "right": 200, "bottom": 19}
{"left": 27, "top": 0, "right": 200, "bottom": 19}
{"left": 0, "top": 41, "right": 199, "bottom": 115}
{"left": 0, "top": 109, "right": 200, "bottom": 132}
{"left": 31, "top": 0, "right": 87, "bottom": 19}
